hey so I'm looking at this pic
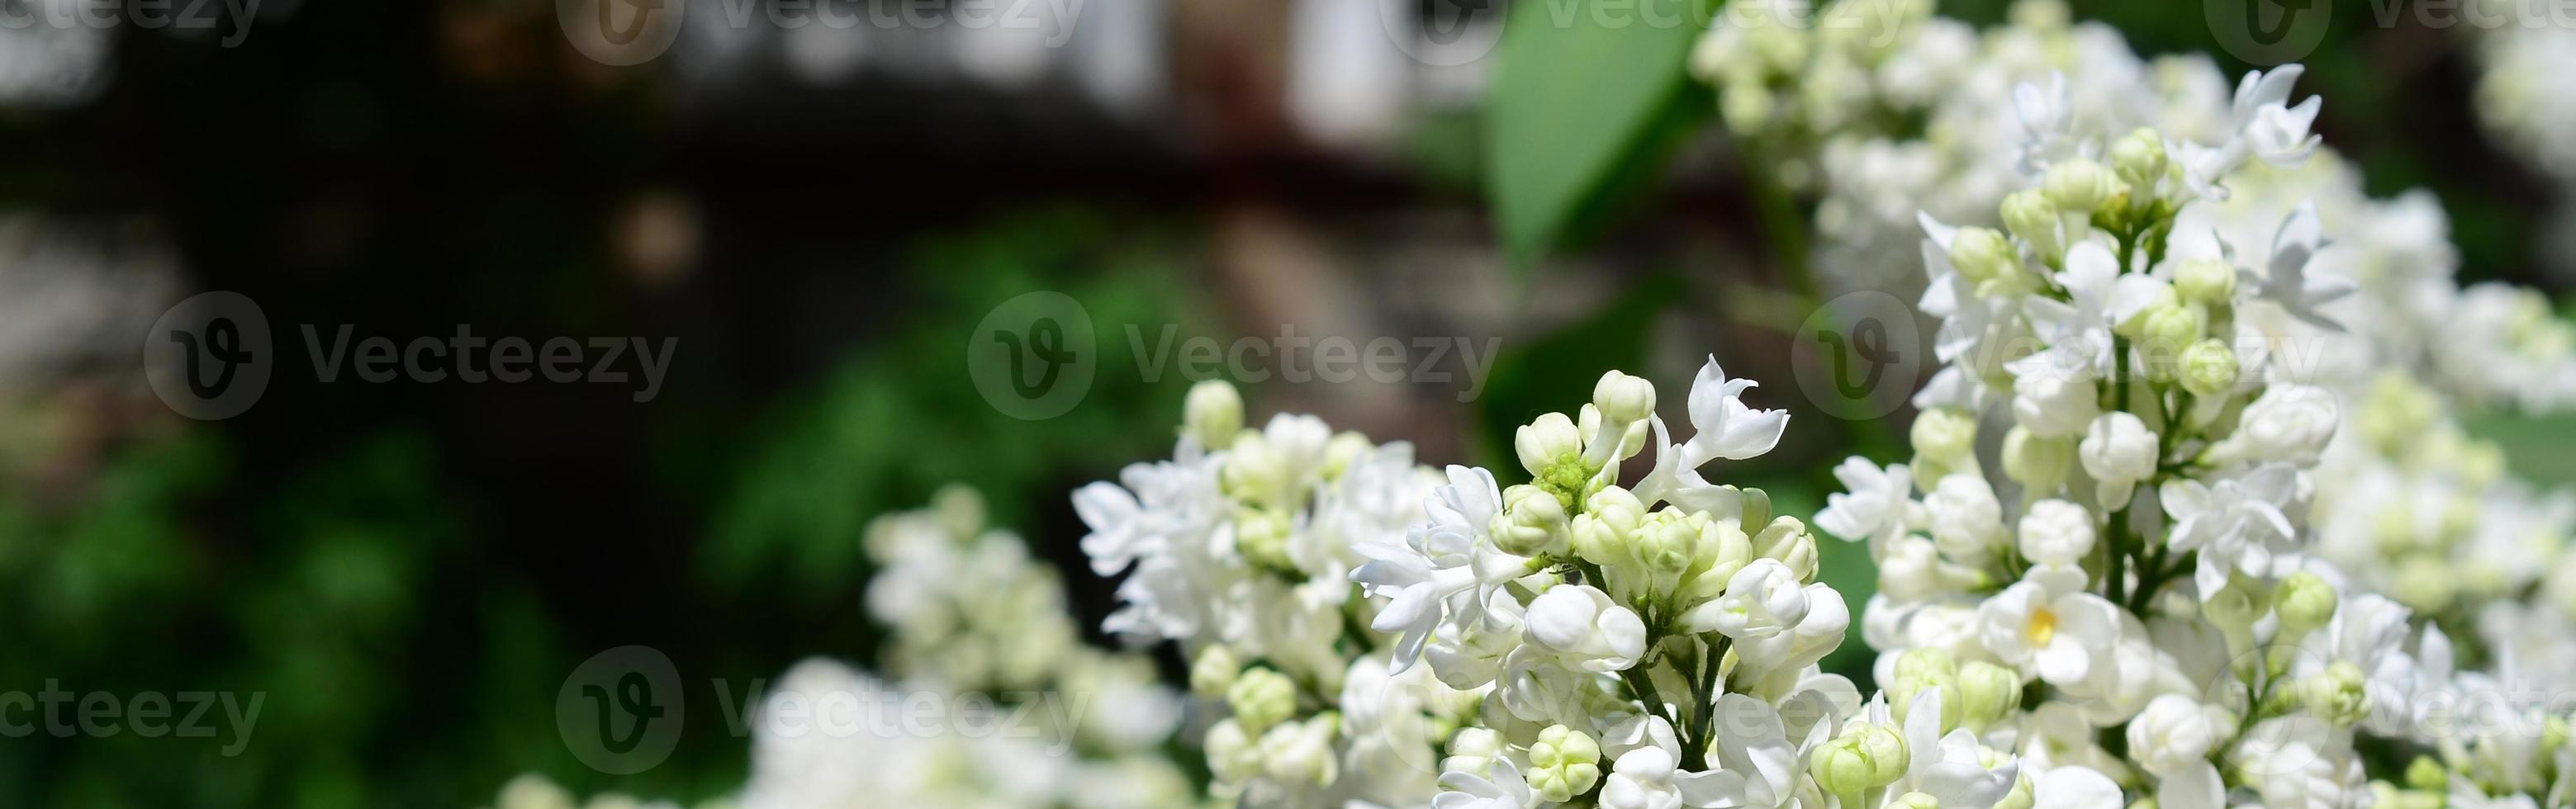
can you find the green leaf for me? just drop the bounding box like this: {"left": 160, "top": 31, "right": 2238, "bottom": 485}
{"left": 1487, "top": 0, "right": 1720, "bottom": 272}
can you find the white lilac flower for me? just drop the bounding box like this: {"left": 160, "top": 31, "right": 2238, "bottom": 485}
{"left": 1978, "top": 567, "right": 2125, "bottom": 688}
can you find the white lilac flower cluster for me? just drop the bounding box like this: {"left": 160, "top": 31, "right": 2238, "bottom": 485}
{"left": 477, "top": 774, "right": 719, "bottom": 809}
{"left": 1788, "top": 30, "right": 2575, "bottom": 809}
{"left": 1077, "top": 381, "right": 1477, "bottom": 806}
{"left": 484, "top": 489, "right": 1192, "bottom": 809}
{"left": 737, "top": 486, "right": 1191, "bottom": 809}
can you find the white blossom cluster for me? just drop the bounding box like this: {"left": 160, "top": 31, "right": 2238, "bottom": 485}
{"left": 477, "top": 774, "right": 716, "bottom": 809}
{"left": 737, "top": 486, "right": 1192, "bottom": 809}
{"left": 1772, "top": 17, "right": 2576, "bottom": 806}
{"left": 482, "top": 488, "right": 1192, "bottom": 809}
{"left": 1076, "top": 381, "right": 1477, "bottom": 806}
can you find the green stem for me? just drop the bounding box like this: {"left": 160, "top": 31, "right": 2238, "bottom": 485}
{"left": 1745, "top": 138, "right": 1819, "bottom": 302}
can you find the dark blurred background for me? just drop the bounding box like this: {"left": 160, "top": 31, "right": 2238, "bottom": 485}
{"left": 0, "top": 0, "right": 2566, "bottom": 806}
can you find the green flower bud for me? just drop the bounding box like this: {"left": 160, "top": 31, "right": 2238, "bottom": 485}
{"left": 2043, "top": 159, "right": 2123, "bottom": 215}
{"left": 2273, "top": 571, "right": 2338, "bottom": 635}
{"left": 2138, "top": 301, "right": 2208, "bottom": 356}
{"left": 1891, "top": 792, "right": 1942, "bottom": 809}
{"left": 1493, "top": 484, "right": 1572, "bottom": 556}
{"left": 1190, "top": 645, "right": 1241, "bottom": 700}
{"left": 1322, "top": 431, "right": 1373, "bottom": 480}
{"left": 2112, "top": 128, "right": 2168, "bottom": 190}
{"left": 1525, "top": 725, "right": 1604, "bottom": 802}
{"left": 1226, "top": 667, "right": 1297, "bottom": 733}
{"left": 1260, "top": 713, "right": 1340, "bottom": 787}
{"left": 2404, "top": 755, "right": 2447, "bottom": 791}
{"left": 1440, "top": 726, "right": 1506, "bottom": 780}
{"left": 2204, "top": 577, "right": 2265, "bottom": 632}
{"left": 2001, "top": 189, "right": 2062, "bottom": 259}
{"left": 1235, "top": 509, "right": 1294, "bottom": 573}
{"left": 2296, "top": 662, "right": 2370, "bottom": 726}
{"left": 2175, "top": 258, "right": 2237, "bottom": 305}
{"left": 1892, "top": 648, "right": 1957, "bottom": 681}
{"left": 1957, "top": 661, "right": 2023, "bottom": 730}
{"left": 1205, "top": 718, "right": 1261, "bottom": 786}
{"left": 1593, "top": 370, "right": 1658, "bottom": 427}
{"left": 1888, "top": 649, "right": 1961, "bottom": 730}
{"left": 1810, "top": 724, "right": 1909, "bottom": 794}
{"left": 1911, "top": 407, "right": 1979, "bottom": 463}
{"left": 1185, "top": 380, "right": 1245, "bottom": 449}
{"left": 2002, "top": 426, "right": 2076, "bottom": 495}
{"left": 1687, "top": 516, "right": 1756, "bottom": 599}
{"left": 2178, "top": 339, "right": 2240, "bottom": 398}
{"left": 1573, "top": 485, "right": 1648, "bottom": 565}
{"left": 1993, "top": 771, "right": 2036, "bottom": 809}
{"left": 1722, "top": 79, "right": 1776, "bottom": 135}
{"left": 1636, "top": 510, "right": 1701, "bottom": 575}
{"left": 1947, "top": 227, "right": 2015, "bottom": 286}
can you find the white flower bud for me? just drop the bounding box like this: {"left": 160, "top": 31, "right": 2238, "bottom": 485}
{"left": 1493, "top": 484, "right": 1572, "bottom": 556}
{"left": 2042, "top": 159, "right": 2123, "bottom": 215}
{"left": 1184, "top": 380, "right": 1245, "bottom": 448}
{"left": 1925, "top": 474, "right": 2008, "bottom": 563}
{"left": 2012, "top": 372, "right": 2101, "bottom": 438}
{"left": 1911, "top": 407, "right": 1979, "bottom": 463}
{"left": 1205, "top": 718, "right": 1261, "bottom": 786}
{"left": 2179, "top": 338, "right": 2240, "bottom": 398}
{"left": 1516, "top": 411, "right": 1586, "bottom": 480}
{"left": 1594, "top": 370, "right": 1658, "bottom": 427}
{"left": 1260, "top": 713, "right": 1340, "bottom": 788}
{"left": 2079, "top": 411, "right": 2159, "bottom": 506}
{"left": 1190, "top": 645, "right": 1241, "bottom": 700}
{"left": 1525, "top": 725, "right": 1604, "bottom": 803}
{"left": 1222, "top": 433, "right": 1288, "bottom": 505}
{"left": 2126, "top": 694, "right": 2217, "bottom": 776}
{"left": 2175, "top": 258, "right": 2237, "bottom": 305}
{"left": 2274, "top": 571, "right": 2338, "bottom": 635}
{"left": 1810, "top": 723, "right": 1908, "bottom": 794}
{"left": 1696, "top": 558, "right": 1812, "bottom": 639}
{"left": 2230, "top": 385, "right": 2339, "bottom": 465}
{"left": 1226, "top": 667, "right": 1297, "bottom": 734}
{"left": 1527, "top": 584, "right": 1647, "bottom": 668}
{"left": 2003, "top": 426, "right": 2076, "bottom": 495}
{"left": 1753, "top": 516, "right": 1820, "bottom": 582}
{"left": 1890, "top": 792, "right": 1941, "bottom": 809}
{"left": 2016, "top": 499, "right": 2097, "bottom": 566}
{"left": 1441, "top": 726, "right": 1505, "bottom": 778}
